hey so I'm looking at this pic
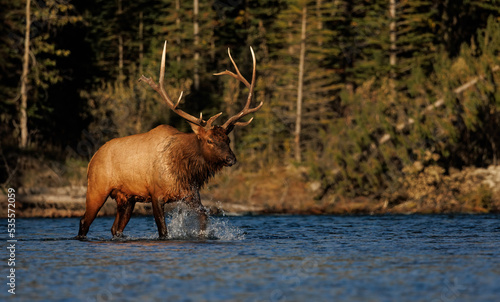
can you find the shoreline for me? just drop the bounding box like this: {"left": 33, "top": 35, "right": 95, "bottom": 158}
{"left": 0, "top": 186, "right": 267, "bottom": 218}
{"left": 1, "top": 183, "right": 498, "bottom": 218}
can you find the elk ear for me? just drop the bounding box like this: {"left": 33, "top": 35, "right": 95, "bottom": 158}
{"left": 190, "top": 122, "right": 203, "bottom": 136}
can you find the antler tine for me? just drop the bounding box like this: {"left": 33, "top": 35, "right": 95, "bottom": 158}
{"left": 158, "top": 42, "right": 167, "bottom": 100}
{"left": 206, "top": 112, "right": 223, "bottom": 129}
{"left": 213, "top": 49, "right": 251, "bottom": 88}
{"left": 158, "top": 41, "right": 178, "bottom": 109}
{"left": 244, "top": 46, "right": 260, "bottom": 111}
{"left": 217, "top": 46, "right": 263, "bottom": 132}
{"left": 140, "top": 41, "right": 208, "bottom": 127}
{"left": 234, "top": 117, "right": 254, "bottom": 127}
{"left": 174, "top": 91, "right": 183, "bottom": 109}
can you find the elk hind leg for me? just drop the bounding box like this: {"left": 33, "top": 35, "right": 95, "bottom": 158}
{"left": 77, "top": 190, "right": 109, "bottom": 239}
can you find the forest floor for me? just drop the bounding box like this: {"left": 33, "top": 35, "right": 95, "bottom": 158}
{"left": 2, "top": 157, "right": 500, "bottom": 218}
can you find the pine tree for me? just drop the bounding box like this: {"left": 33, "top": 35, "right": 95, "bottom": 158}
{"left": 262, "top": 0, "right": 347, "bottom": 164}
{"left": 213, "top": 0, "right": 287, "bottom": 167}
{"left": 0, "top": 0, "right": 82, "bottom": 148}
{"left": 437, "top": 0, "right": 500, "bottom": 57}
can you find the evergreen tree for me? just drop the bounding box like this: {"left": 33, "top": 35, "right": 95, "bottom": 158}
{"left": 436, "top": 0, "right": 500, "bottom": 57}
{"left": 0, "top": 0, "right": 82, "bottom": 148}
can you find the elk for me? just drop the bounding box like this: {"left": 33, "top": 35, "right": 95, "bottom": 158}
{"left": 77, "top": 41, "right": 262, "bottom": 239}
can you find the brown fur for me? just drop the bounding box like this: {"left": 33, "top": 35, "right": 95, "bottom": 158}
{"left": 77, "top": 124, "right": 235, "bottom": 239}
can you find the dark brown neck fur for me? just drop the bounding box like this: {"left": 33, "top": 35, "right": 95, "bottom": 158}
{"left": 169, "top": 133, "right": 224, "bottom": 190}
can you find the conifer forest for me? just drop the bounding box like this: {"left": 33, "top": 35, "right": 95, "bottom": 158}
{"left": 1, "top": 0, "right": 500, "bottom": 213}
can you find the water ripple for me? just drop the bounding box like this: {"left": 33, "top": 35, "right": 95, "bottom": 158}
{"left": 1, "top": 214, "right": 499, "bottom": 301}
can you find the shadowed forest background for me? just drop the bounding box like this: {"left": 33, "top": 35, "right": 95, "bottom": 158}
{"left": 1, "top": 0, "right": 500, "bottom": 215}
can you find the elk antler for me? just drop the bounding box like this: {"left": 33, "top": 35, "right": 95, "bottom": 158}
{"left": 214, "top": 47, "right": 263, "bottom": 133}
{"left": 139, "top": 41, "right": 221, "bottom": 128}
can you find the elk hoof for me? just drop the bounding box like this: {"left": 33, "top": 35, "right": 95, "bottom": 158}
{"left": 198, "top": 230, "right": 210, "bottom": 239}
{"left": 112, "top": 232, "right": 127, "bottom": 240}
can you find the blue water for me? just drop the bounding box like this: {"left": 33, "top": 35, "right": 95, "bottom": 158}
{"left": 1, "top": 213, "right": 499, "bottom": 301}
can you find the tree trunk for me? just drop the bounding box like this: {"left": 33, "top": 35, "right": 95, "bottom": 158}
{"left": 136, "top": 11, "right": 144, "bottom": 133}
{"left": 175, "top": 0, "right": 181, "bottom": 63}
{"left": 117, "top": 0, "right": 124, "bottom": 84}
{"left": 20, "top": 0, "right": 31, "bottom": 149}
{"left": 389, "top": 0, "right": 397, "bottom": 101}
{"left": 316, "top": 0, "right": 323, "bottom": 47}
{"left": 138, "top": 11, "right": 144, "bottom": 75}
{"left": 295, "top": 6, "right": 307, "bottom": 163}
{"left": 193, "top": 0, "right": 200, "bottom": 90}
{"left": 288, "top": 20, "right": 294, "bottom": 55}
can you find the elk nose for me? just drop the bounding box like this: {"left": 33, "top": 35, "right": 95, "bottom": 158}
{"left": 225, "top": 156, "right": 237, "bottom": 166}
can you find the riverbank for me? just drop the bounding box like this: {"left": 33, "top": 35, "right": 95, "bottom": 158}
{"left": 2, "top": 164, "right": 500, "bottom": 218}
{"left": 206, "top": 164, "right": 500, "bottom": 215}
{"left": 0, "top": 186, "right": 266, "bottom": 218}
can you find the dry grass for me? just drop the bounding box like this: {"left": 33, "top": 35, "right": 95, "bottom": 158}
{"left": 4, "top": 155, "right": 500, "bottom": 217}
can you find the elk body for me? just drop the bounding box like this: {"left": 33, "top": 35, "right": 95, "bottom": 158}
{"left": 77, "top": 42, "right": 262, "bottom": 239}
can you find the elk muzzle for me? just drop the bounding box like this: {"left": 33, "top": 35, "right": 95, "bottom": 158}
{"left": 224, "top": 153, "right": 237, "bottom": 167}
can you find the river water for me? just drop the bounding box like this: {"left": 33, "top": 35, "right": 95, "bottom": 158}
{"left": 1, "top": 212, "right": 499, "bottom": 301}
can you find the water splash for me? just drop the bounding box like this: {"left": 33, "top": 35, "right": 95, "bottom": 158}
{"left": 166, "top": 204, "right": 245, "bottom": 241}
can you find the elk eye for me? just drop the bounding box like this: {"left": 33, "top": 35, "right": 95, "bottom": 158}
{"left": 207, "top": 139, "right": 214, "bottom": 145}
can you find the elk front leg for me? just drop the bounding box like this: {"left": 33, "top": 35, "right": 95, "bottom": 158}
{"left": 111, "top": 198, "right": 136, "bottom": 238}
{"left": 152, "top": 198, "right": 167, "bottom": 239}
{"left": 116, "top": 200, "right": 136, "bottom": 234}
{"left": 186, "top": 191, "right": 208, "bottom": 237}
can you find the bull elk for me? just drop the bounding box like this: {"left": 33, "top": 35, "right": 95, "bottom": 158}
{"left": 77, "top": 41, "right": 262, "bottom": 239}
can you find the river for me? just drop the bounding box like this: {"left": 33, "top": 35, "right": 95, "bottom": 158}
{"left": 1, "top": 212, "right": 499, "bottom": 301}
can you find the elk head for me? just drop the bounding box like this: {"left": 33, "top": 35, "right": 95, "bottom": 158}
{"left": 139, "top": 41, "right": 263, "bottom": 166}
{"left": 191, "top": 119, "right": 236, "bottom": 167}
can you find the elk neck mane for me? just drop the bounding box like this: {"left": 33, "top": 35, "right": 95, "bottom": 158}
{"left": 158, "top": 132, "right": 225, "bottom": 190}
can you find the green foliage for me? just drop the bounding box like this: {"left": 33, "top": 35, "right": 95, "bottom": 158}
{"left": 309, "top": 16, "right": 500, "bottom": 198}
{"left": 1, "top": 0, "right": 500, "bottom": 200}
{"left": 0, "top": 0, "right": 81, "bottom": 145}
